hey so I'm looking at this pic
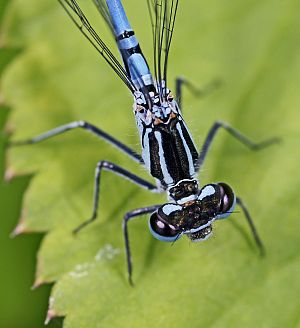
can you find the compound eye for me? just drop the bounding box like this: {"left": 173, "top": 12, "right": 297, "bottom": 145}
{"left": 149, "top": 212, "right": 181, "bottom": 242}
{"left": 216, "top": 183, "right": 236, "bottom": 219}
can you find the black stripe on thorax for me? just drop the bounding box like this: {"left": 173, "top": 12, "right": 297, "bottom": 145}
{"left": 176, "top": 119, "right": 199, "bottom": 166}
{"left": 148, "top": 131, "right": 165, "bottom": 183}
{"left": 148, "top": 117, "right": 198, "bottom": 186}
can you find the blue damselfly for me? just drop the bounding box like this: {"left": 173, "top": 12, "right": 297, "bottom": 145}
{"left": 14, "top": 0, "right": 278, "bottom": 285}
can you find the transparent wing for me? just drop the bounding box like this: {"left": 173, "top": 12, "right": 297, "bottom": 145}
{"left": 59, "top": 0, "right": 135, "bottom": 92}
{"left": 93, "top": 0, "right": 114, "bottom": 34}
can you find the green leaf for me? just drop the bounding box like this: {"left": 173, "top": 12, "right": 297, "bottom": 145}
{"left": 3, "top": 0, "right": 300, "bottom": 327}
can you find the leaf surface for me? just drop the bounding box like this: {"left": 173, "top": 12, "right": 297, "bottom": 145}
{"left": 3, "top": 0, "right": 300, "bottom": 327}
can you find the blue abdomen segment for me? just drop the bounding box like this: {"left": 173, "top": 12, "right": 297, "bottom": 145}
{"left": 106, "top": 0, "right": 153, "bottom": 89}
{"left": 106, "top": 0, "right": 132, "bottom": 36}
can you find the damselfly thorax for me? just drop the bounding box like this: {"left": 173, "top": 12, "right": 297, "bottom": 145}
{"left": 134, "top": 87, "right": 198, "bottom": 191}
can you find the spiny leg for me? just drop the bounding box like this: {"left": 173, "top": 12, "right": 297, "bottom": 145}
{"left": 10, "top": 120, "right": 143, "bottom": 164}
{"left": 236, "top": 197, "right": 265, "bottom": 256}
{"left": 73, "top": 160, "right": 160, "bottom": 234}
{"left": 175, "top": 76, "right": 222, "bottom": 110}
{"left": 195, "top": 120, "right": 280, "bottom": 172}
{"left": 123, "top": 205, "right": 160, "bottom": 286}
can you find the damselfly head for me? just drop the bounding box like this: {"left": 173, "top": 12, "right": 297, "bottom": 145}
{"left": 148, "top": 183, "right": 236, "bottom": 243}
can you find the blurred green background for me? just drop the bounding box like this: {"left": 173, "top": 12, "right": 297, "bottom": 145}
{"left": 1, "top": 0, "right": 300, "bottom": 327}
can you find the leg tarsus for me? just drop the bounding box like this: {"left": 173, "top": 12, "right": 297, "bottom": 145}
{"left": 123, "top": 205, "right": 160, "bottom": 285}
{"left": 216, "top": 121, "right": 281, "bottom": 151}
{"left": 73, "top": 214, "right": 97, "bottom": 235}
{"left": 236, "top": 197, "right": 265, "bottom": 256}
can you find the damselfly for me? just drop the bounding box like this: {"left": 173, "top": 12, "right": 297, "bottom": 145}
{"left": 14, "top": 0, "right": 278, "bottom": 285}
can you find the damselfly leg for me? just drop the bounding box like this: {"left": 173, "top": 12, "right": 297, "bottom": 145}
{"left": 10, "top": 120, "right": 143, "bottom": 163}
{"left": 195, "top": 120, "right": 280, "bottom": 172}
{"left": 10, "top": 121, "right": 162, "bottom": 235}
{"left": 73, "top": 160, "right": 160, "bottom": 234}
{"left": 174, "top": 77, "right": 279, "bottom": 171}
{"left": 123, "top": 205, "right": 161, "bottom": 285}
{"left": 175, "top": 77, "right": 222, "bottom": 110}
{"left": 235, "top": 197, "right": 265, "bottom": 256}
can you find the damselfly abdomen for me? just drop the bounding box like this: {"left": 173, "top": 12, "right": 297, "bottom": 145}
{"left": 13, "top": 0, "right": 279, "bottom": 285}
